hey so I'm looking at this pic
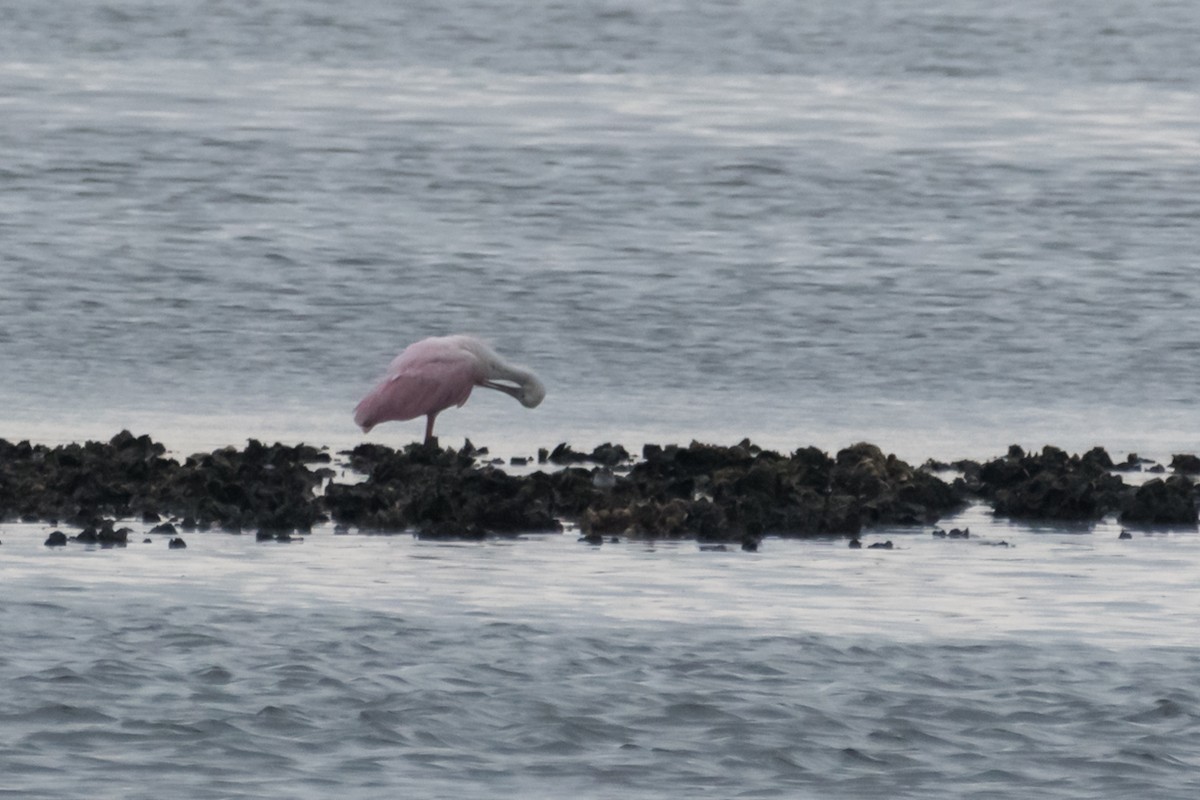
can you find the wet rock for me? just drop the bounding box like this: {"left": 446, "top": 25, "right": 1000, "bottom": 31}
{"left": 547, "top": 443, "right": 590, "bottom": 465}
{"left": 589, "top": 443, "right": 632, "bottom": 466}
{"left": 150, "top": 522, "right": 177, "bottom": 535}
{"left": 0, "top": 432, "right": 332, "bottom": 536}
{"left": 572, "top": 440, "right": 959, "bottom": 541}
{"left": 1120, "top": 476, "right": 1197, "bottom": 525}
{"left": 579, "top": 532, "right": 605, "bottom": 545}
{"left": 44, "top": 531, "right": 67, "bottom": 547}
{"left": 1170, "top": 454, "right": 1200, "bottom": 474}
{"left": 326, "top": 443, "right": 562, "bottom": 537}
{"left": 848, "top": 537, "right": 862, "bottom": 549}
{"left": 168, "top": 537, "right": 187, "bottom": 549}
{"left": 1113, "top": 453, "right": 1152, "bottom": 472}
{"left": 867, "top": 540, "right": 894, "bottom": 549}
{"left": 977, "top": 445, "right": 1125, "bottom": 521}
{"left": 1118, "top": 530, "right": 1133, "bottom": 540}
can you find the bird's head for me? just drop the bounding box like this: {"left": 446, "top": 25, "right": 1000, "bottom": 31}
{"left": 484, "top": 372, "right": 545, "bottom": 409}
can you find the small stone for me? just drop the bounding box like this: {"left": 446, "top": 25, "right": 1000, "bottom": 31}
{"left": 168, "top": 537, "right": 187, "bottom": 549}
{"left": 150, "top": 522, "right": 177, "bottom": 535}
{"left": 868, "top": 541, "right": 894, "bottom": 550}
{"left": 1118, "top": 530, "right": 1133, "bottom": 540}
{"left": 45, "top": 531, "right": 68, "bottom": 547}
{"left": 848, "top": 538, "right": 863, "bottom": 549}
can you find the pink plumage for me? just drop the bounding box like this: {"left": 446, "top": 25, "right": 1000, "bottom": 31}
{"left": 354, "top": 335, "right": 545, "bottom": 445}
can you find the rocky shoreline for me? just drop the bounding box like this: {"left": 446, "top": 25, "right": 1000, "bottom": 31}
{"left": 0, "top": 431, "right": 1197, "bottom": 549}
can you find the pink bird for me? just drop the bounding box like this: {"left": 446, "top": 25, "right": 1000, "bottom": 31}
{"left": 354, "top": 335, "right": 546, "bottom": 446}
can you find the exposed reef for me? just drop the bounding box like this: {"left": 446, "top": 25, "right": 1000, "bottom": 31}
{"left": 1, "top": 432, "right": 1197, "bottom": 545}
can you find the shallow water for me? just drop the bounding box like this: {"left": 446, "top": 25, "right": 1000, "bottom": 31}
{"left": 2, "top": 507, "right": 1200, "bottom": 799}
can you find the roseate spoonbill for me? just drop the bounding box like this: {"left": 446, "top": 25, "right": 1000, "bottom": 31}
{"left": 354, "top": 335, "right": 545, "bottom": 445}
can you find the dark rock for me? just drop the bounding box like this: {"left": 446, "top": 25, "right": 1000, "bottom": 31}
{"left": 1118, "top": 530, "right": 1133, "bottom": 539}
{"left": 547, "top": 443, "right": 589, "bottom": 465}
{"left": 978, "top": 445, "right": 1125, "bottom": 521}
{"left": 1120, "top": 476, "right": 1197, "bottom": 525}
{"left": 590, "top": 443, "right": 632, "bottom": 466}
{"left": 948, "top": 527, "right": 970, "bottom": 538}
{"left": 142, "top": 538, "right": 153, "bottom": 544}
{"left": 1170, "top": 454, "right": 1200, "bottom": 474}
{"left": 579, "top": 532, "right": 605, "bottom": 545}
{"left": 44, "top": 531, "right": 67, "bottom": 547}
{"left": 326, "top": 444, "right": 562, "bottom": 538}
{"left": 168, "top": 537, "right": 187, "bottom": 549}
{"left": 150, "top": 522, "right": 177, "bottom": 535}
{"left": 510, "top": 456, "right": 529, "bottom": 466}
{"left": 868, "top": 540, "right": 894, "bottom": 549}
{"left": 848, "top": 537, "right": 862, "bottom": 549}
{"left": 571, "top": 440, "right": 959, "bottom": 541}
{"left": 1113, "top": 454, "right": 1150, "bottom": 472}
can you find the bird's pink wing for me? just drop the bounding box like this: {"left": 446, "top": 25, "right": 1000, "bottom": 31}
{"left": 354, "top": 348, "right": 479, "bottom": 432}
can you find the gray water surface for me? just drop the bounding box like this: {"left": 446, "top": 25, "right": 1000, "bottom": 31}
{"left": 2, "top": 0, "right": 1198, "bottom": 457}
{"left": 2, "top": 509, "right": 1200, "bottom": 800}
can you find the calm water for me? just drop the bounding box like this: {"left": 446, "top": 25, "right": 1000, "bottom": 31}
{"left": 2, "top": 509, "right": 1200, "bottom": 800}
{"left": 1, "top": 0, "right": 1198, "bottom": 458}
{"left": 3, "top": 1, "right": 1200, "bottom": 797}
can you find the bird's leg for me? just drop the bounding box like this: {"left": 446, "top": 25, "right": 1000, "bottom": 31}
{"left": 423, "top": 413, "right": 438, "bottom": 448}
